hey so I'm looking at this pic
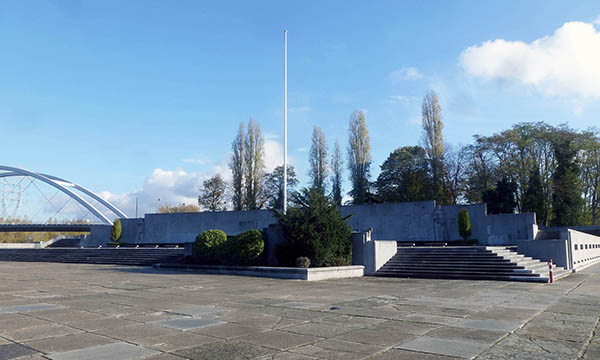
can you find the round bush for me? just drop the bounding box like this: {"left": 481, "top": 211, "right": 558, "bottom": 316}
{"left": 193, "top": 229, "right": 227, "bottom": 257}
{"left": 232, "top": 229, "right": 264, "bottom": 265}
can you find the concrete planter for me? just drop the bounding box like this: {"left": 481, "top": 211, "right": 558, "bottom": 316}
{"left": 152, "top": 263, "right": 364, "bottom": 281}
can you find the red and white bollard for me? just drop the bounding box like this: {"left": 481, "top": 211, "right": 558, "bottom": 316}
{"left": 548, "top": 259, "right": 554, "bottom": 283}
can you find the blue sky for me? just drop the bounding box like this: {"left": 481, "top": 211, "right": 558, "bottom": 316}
{"left": 2, "top": 1, "right": 600, "bottom": 219}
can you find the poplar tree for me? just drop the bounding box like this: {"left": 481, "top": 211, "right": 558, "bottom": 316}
{"left": 421, "top": 90, "right": 445, "bottom": 205}
{"left": 309, "top": 126, "right": 329, "bottom": 191}
{"left": 229, "top": 123, "right": 246, "bottom": 211}
{"left": 347, "top": 110, "right": 371, "bottom": 204}
{"left": 331, "top": 139, "right": 344, "bottom": 206}
{"left": 244, "top": 119, "right": 266, "bottom": 210}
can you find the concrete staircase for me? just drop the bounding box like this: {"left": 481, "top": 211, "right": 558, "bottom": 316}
{"left": 376, "top": 245, "right": 570, "bottom": 282}
{"left": 0, "top": 248, "right": 184, "bottom": 266}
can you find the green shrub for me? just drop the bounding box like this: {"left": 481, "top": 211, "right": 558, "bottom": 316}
{"left": 295, "top": 256, "right": 310, "bottom": 268}
{"left": 111, "top": 219, "right": 122, "bottom": 242}
{"left": 193, "top": 229, "right": 227, "bottom": 257}
{"left": 229, "top": 229, "right": 264, "bottom": 265}
{"left": 274, "top": 188, "right": 352, "bottom": 267}
{"left": 458, "top": 209, "right": 471, "bottom": 240}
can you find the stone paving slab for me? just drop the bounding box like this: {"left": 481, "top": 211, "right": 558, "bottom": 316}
{"left": 23, "top": 333, "right": 115, "bottom": 354}
{"left": 153, "top": 317, "right": 224, "bottom": 330}
{"left": 175, "top": 341, "right": 275, "bottom": 360}
{"left": 0, "top": 303, "right": 62, "bottom": 314}
{"left": 47, "top": 342, "right": 159, "bottom": 360}
{"left": 237, "top": 330, "right": 322, "bottom": 350}
{"left": 398, "top": 336, "right": 489, "bottom": 358}
{"left": 3, "top": 324, "right": 81, "bottom": 342}
{"left": 453, "top": 318, "right": 522, "bottom": 332}
{"left": 0, "top": 343, "right": 40, "bottom": 360}
{"left": 189, "top": 322, "right": 265, "bottom": 339}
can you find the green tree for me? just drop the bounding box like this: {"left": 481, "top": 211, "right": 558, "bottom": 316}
{"left": 264, "top": 165, "right": 298, "bottom": 210}
{"left": 198, "top": 174, "right": 228, "bottom": 211}
{"left": 375, "top": 146, "right": 430, "bottom": 203}
{"left": 421, "top": 90, "right": 445, "bottom": 204}
{"left": 347, "top": 110, "right": 371, "bottom": 204}
{"left": 331, "top": 139, "right": 344, "bottom": 206}
{"left": 522, "top": 169, "right": 547, "bottom": 224}
{"left": 551, "top": 132, "right": 583, "bottom": 226}
{"left": 580, "top": 129, "right": 600, "bottom": 225}
{"left": 309, "top": 126, "right": 329, "bottom": 191}
{"left": 229, "top": 123, "right": 246, "bottom": 211}
{"left": 482, "top": 178, "right": 517, "bottom": 214}
{"left": 244, "top": 119, "right": 266, "bottom": 210}
{"left": 274, "top": 188, "right": 352, "bottom": 267}
{"left": 158, "top": 203, "right": 200, "bottom": 213}
{"left": 458, "top": 209, "right": 471, "bottom": 240}
{"left": 111, "top": 219, "right": 122, "bottom": 242}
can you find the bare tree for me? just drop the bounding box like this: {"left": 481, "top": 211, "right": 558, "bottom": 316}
{"left": 309, "top": 126, "right": 329, "bottom": 191}
{"left": 347, "top": 110, "right": 371, "bottom": 204}
{"left": 331, "top": 139, "right": 343, "bottom": 205}
{"left": 198, "top": 174, "right": 228, "bottom": 211}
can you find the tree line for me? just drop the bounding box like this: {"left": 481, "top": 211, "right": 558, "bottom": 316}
{"left": 194, "top": 91, "right": 600, "bottom": 227}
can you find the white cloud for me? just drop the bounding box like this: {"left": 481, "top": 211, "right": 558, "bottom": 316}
{"left": 460, "top": 21, "right": 600, "bottom": 99}
{"left": 388, "top": 67, "right": 423, "bottom": 82}
{"left": 594, "top": 15, "right": 600, "bottom": 26}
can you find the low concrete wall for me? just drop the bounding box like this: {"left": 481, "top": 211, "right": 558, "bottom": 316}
{"left": 568, "top": 229, "right": 600, "bottom": 271}
{"left": 153, "top": 263, "right": 364, "bottom": 280}
{"left": 514, "top": 239, "right": 571, "bottom": 269}
{"left": 484, "top": 213, "right": 536, "bottom": 245}
{"left": 342, "top": 202, "right": 437, "bottom": 242}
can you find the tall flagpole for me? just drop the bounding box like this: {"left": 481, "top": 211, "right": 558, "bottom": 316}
{"left": 283, "top": 30, "right": 288, "bottom": 214}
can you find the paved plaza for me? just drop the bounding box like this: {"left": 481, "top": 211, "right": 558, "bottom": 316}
{"left": 0, "top": 262, "right": 599, "bottom": 360}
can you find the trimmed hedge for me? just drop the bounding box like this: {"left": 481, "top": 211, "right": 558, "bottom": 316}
{"left": 458, "top": 209, "right": 472, "bottom": 240}
{"left": 192, "top": 229, "right": 264, "bottom": 265}
{"left": 111, "top": 219, "right": 122, "bottom": 242}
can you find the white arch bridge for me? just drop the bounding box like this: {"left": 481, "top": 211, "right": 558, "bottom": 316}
{"left": 0, "top": 165, "right": 127, "bottom": 227}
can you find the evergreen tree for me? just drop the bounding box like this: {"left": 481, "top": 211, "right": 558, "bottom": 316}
{"left": 482, "top": 178, "right": 517, "bottom": 214}
{"left": 347, "top": 110, "right": 371, "bottom": 204}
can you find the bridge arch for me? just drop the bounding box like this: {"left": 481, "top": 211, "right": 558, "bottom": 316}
{"left": 0, "top": 166, "right": 128, "bottom": 225}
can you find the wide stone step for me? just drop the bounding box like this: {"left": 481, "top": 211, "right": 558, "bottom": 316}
{"left": 0, "top": 248, "right": 184, "bottom": 267}
{"left": 375, "top": 271, "right": 547, "bottom": 282}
